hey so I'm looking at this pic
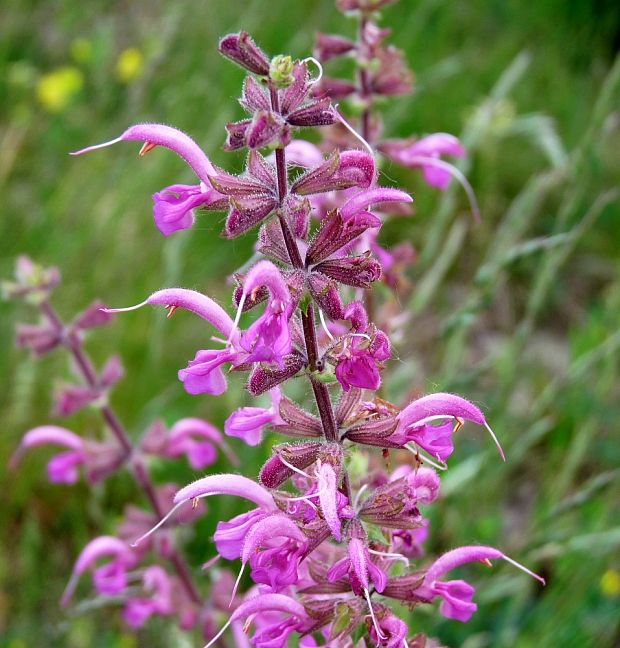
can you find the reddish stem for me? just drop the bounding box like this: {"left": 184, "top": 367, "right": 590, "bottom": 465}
{"left": 40, "top": 299, "right": 202, "bottom": 606}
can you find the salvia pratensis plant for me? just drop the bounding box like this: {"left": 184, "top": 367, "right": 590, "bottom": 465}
{"left": 7, "top": 1, "right": 545, "bottom": 645}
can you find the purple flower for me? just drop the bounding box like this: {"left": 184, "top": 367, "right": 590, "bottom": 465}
{"left": 369, "top": 606, "right": 408, "bottom": 647}
{"left": 240, "top": 514, "right": 308, "bottom": 592}
{"left": 123, "top": 566, "right": 174, "bottom": 628}
{"left": 152, "top": 182, "right": 225, "bottom": 236}
{"left": 214, "top": 508, "right": 269, "bottom": 560}
{"left": 224, "top": 388, "right": 282, "bottom": 446}
{"left": 11, "top": 426, "right": 86, "bottom": 484}
{"left": 71, "top": 123, "right": 217, "bottom": 184}
{"left": 61, "top": 536, "right": 137, "bottom": 607}
{"left": 205, "top": 593, "right": 311, "bottom": 648}
{"left": 382, "top": 133, "right": 465, "bottom": 190}
{"left": 327, "top": 526, "right": 387, "bottom": 597}
{"left": 238, "top": 261, "right": 293, "bottom": 367}
{"left": 165, "top": 417, "right": 236, "bottom": 469}
{"left": 380, "top": 133, "right": 480, "bottom": 219}
{"left": 179, "top": 348, "right": 241, "bottom": 396}
{"left": 316, "top": 461, "right": 344, "bottom": 541}
{"left": 418, "top": 545, "right": 545, "bottom": 622}
{"left": 340, "top": 187, "right": 412, "bottom": 221}
{"left": 333, "top": 328, "right": 391, "bottom": 392}
{"left": 71, "top": 124, "right": 227, "bottom": 234}
{"left": 105, "top": 288, "right": 245, "bottom": 395}
{"left": 132, "top": 474, "right": 277, "bottom": 547}
{"left": 392, "top": 392, "right": 505, "bottom": 461}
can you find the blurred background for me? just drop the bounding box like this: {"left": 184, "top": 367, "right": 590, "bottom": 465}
{"left": 1, "top": 0, "right": 619, "bottom": 646}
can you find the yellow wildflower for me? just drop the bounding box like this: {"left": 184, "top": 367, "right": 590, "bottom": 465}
{"left": 36, "top": 66, "right": 83, "bottom": 113}
{"left": 601, "top": 569, "right": 620, "bottom": 597}
{"left": 116, "top": 48, "right": 144, "bottom": 84}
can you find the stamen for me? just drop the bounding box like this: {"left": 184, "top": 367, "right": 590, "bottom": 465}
{"left": 350, "top": 333, "right": 372, "bottom": 342}
{"left": 484, "top": 421, "right": 506, "bottom": 461}
{"left": 69, "top": 135, "right": 124, "bottom": 156}
{"left": 405, "top": 155, "right": 481, "bottom": 223}
{"left": 368, "top": 548, "right": 410, "bottom": 566}
{"left": 229, "top": 562, "right": 246, "bottom": 606}
{"left": 404, "top": 444, "right": 448, "bottom": 471}
{"left": 453, "top": 417, "right": 464, "bottom": 433}
{"left": 501, "top": 554, "right": 546, "bottom": 585}
{"left": 277, "top": 455, "right": 314, "bottom": 479}
{"left": 286, "top": 490, "right": 323, "bottom": 502}
{"left": 203, "top": 616, "right": 233, "bottom": 648}
{"left": 287, "top": 495, "right": 318, "bottom": 513}
{"left": 60, "top": 570, "right": 81, "bottom": 607}
{"left": 227, "top": 291, "right": 246, "bottom": 347}
{"left": 319, "top": 308, "right": 335, "bottom": 341}
{"left": 165, "top": 305, "right": 178, "bottom": 319}
{"left": 334, "top": 106, "right": 374, "bottom": 158}
{"left": 409, "top": 414, "right": 455, "bottom": 428}
{"left": 101, "top": 300, "right": 148, "bottom": 314}
{"left": 364, "top": 588, "right": 385, "bottom": 640}
{"left": 201, "top": 554, "right": 221, "bottom": 570}
{"left": 139, "top": 141, "right": 158, "bottom": 156}
{"left": 302, "top": 56, "right": 324, "bottom": 85}
{"left": 482, "top": 558, "right": 493, "bottom": 568}
{"left": 210, "top": 336, "right": 229, "bottom": 345}
{"left": 131, "top": 501, "right": 185, "bottom": 546}
{"left": 353, "top": 483, "right": 369, "bottom": 511}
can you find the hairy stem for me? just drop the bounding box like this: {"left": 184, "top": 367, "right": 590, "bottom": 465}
{"left": 40, "top": 299, "right": 202, "bottom": 606}
{"left": 269, "top": 83, "right": 351, "bottom": 499}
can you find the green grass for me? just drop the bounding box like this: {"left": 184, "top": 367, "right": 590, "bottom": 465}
{"left": 1, "top": 0, "right": 619, "bottom": 646}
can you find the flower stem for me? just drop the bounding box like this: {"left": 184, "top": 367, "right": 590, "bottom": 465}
{"left": 269, "top": 83, "right": 351, "bottom": 499}
{"left": 40, "top": 299, "right": 202, "bottom": 606}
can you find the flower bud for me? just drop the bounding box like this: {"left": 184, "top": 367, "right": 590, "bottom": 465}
{"left": 307, "top": 272, "right": 344, "bottom": 320}
{"left": 286, "top": 98, "right": 336, "bottom": 127}
{"left": 306, "top": 209, "right": 381, "bottom": 264}
{"left": 218, "top": 32, "right": 270, "bottom": 76}
{"left": 248, "top": 352, "right": 305, "bottom": 395}
{"left": 260, "top": 441, "right": 322, "bottom": 488}
{"left": 240, "top": 75, "right": 270, "bottom": 113}
{"left": 269, "top": 54, "right": 295, "bottom": 88}
{"left": 314, "top": 252, "right": 382, "bottom": 288}
{"left": 314, "top": 33, "right": 356, "bottom": 62}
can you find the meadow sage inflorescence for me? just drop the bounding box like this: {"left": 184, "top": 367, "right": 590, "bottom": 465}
{"left": 8, "top": 1, "right": 544, "bottom": 645}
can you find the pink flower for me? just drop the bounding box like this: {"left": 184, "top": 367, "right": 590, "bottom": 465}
{"left": 238, "top": 261, "right": 293, "bottom": 367}
{"left": 165, "top": 417, "right": 237, "bottom": 469}
{"left": 152, "top": 182, "right": 225, "bottom": 236}
{"left": 61, "top": 536, "right": 137, "bottom": 607}
{"left": 392, "top": 392, "right": 505, "bottom": 462}
{"left": 418, "top": 545, "right": 545, "bottom": 622}
{"left": 333, "top": 328, "right": 391, "bottom": 392}
{"left": 340, "top": 187, "right": 412, "bottom": 221}
{"left": 123, "top": 566, "right": 174, "bottom": 628}
{"left": 132, "top": 474, "right": 277, "bottom": 548}
{"left": 382, "top": 133, "right": 465, "bottom": 190}
{"left": 205, "top": 593, "right": 311, "bottom": 648}
{"left": 240, "top": 514, "right": 308, "bottom": 591}
{"left": 71, "top": 124, "right": 226, "bottom": 235}
{"left": 225, "top": 389, "right": 282, "bottom": 446}
{"left": 11, "top": 426, "right": 86, "bottom": 484}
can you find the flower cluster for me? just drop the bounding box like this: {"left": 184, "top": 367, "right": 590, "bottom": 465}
{"left": 8, "top": 1, "right": 545, "bottom": 646}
